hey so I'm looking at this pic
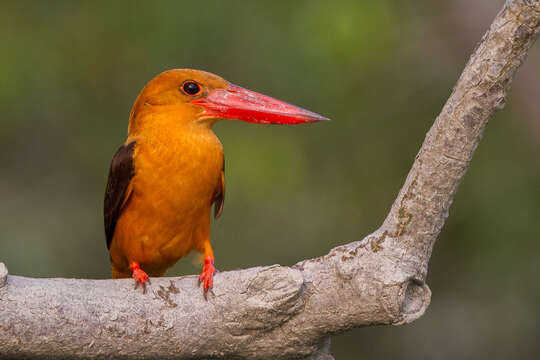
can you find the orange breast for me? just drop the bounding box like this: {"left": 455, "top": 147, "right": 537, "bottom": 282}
{"left": 109, "top": 126, "right": 223, "bottom": 276}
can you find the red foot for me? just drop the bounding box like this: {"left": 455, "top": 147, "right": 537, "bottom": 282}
{"left": 130, "top": 261, "right": 150, "bottom": 294}
{"left": 198, "top": 256, "right": 216, "bottom": 299}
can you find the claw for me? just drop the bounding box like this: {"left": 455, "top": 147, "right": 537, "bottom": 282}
{"left": 199, "top": 256, "right": 216, "bottom": 299}
{"left": 130, "top": 261, "right": 149, "bottom": 294}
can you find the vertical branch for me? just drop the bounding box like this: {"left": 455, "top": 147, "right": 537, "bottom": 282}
{"left": 379, "top": 0, "right": 540, "bottom": 279}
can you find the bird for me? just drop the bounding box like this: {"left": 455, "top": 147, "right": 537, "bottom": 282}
{"left": 104, "top": 69, "right": 328, "bottom": 296}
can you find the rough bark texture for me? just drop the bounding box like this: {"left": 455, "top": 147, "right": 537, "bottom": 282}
{"left": 1, "top": 1, "right": 539, "bottom": 359}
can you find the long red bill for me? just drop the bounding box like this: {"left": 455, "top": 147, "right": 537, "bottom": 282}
{"left": 191, "top": 84, "right": 329, "bottom": 124}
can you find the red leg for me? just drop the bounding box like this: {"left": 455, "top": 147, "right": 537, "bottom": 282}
{"left": 199, "top": 255, "right": 216, "bottom": 299}
{"left": 130, "top": 261, "right": 150, "bottom": 294}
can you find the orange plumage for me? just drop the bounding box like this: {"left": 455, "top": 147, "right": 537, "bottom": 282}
{"left": 104, "top": 69, "right": 327, "bottom": 295}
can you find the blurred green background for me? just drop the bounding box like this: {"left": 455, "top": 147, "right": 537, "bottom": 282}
{"left": 1, "top": 0, "right": 538, "bottom": 359}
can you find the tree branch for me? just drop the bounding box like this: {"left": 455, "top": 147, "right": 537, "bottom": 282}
{"left": 1, "top": 1, "right": 539, "bottom": 359}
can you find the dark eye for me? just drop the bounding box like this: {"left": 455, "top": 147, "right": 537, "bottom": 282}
{"left": 181, "top": 81, "right": 201, "bottom": 96}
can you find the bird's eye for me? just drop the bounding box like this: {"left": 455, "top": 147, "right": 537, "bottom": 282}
{"left": 181, "top": 81, "right": 201, "bottom": 96}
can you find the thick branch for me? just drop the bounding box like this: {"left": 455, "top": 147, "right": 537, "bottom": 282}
{"left": 1, "top": 1, "right": 539, "bottom": 359}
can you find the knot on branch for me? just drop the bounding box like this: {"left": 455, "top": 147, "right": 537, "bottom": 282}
{"left": 395, "top": 278, "right": 431, "bottom": 325}
{"left": 220, "top": 265, "right": 305, "bottom": 335}
{"left": 325, "top": 238, "right": 432, "bottom": 325}
{"left": 0, "top": 263, "right": 7, "bottom": 288}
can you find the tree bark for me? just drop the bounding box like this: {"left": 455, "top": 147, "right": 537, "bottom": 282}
{"left": 1, "top": 1, "right": 539, "bottom": 359}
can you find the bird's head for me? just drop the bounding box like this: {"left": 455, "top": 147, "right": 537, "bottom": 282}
{"left": 128, "top": 69, "right": 328, "bottom": 134}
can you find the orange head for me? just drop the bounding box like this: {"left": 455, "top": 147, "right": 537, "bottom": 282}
{"left": 128, "top": 69, "right": 329, "bottom": 134}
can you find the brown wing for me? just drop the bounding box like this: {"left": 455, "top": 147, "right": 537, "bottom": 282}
{"left": 104, "top": 141, "right": 136, "bottom": 249}
{"left": 213, "top": 156, "right": 225, "bottom": 219}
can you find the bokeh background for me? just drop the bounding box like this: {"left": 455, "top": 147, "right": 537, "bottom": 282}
{"left": 1, "top": 0, "right": 538, "bottom": 359}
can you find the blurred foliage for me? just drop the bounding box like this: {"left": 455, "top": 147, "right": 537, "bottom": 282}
{"left": 0, "top": 1, "right": 538, "bottom": 359}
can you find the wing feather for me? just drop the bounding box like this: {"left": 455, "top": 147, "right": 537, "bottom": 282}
{"left": 104, "top": 141, "right": 136, "bottom": 249}
{"left": 213, "top": 156, "right": 225, "bottom": 219}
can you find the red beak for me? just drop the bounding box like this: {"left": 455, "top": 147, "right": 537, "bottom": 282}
{"left": 191, "top": 84, "right": 329, "bottom": 124}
